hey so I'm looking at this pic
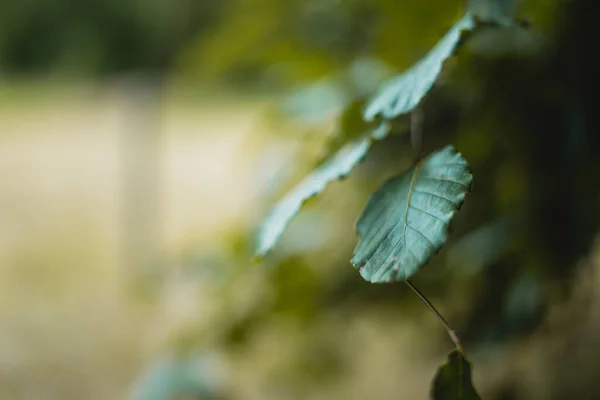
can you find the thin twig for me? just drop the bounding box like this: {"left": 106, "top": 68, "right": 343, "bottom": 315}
{"left": 405, "top": 279, "right": 462, "bottom": 351}
{"left": 410, "top": 108, "right": 424, "bottom": 161}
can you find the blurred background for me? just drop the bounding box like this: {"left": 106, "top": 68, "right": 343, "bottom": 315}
{"left": 1, "top": 0, "right": 599, "bottom": 399}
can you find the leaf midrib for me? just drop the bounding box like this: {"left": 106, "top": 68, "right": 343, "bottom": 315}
{"left": 402, "top": 161, "right": 423, "bottom": 248}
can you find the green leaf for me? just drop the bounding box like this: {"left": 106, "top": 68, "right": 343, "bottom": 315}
{"left": 431, "top": 350, "right": 482, "bottom": 400}
{"left": 352, "top": 145, "right": 472, "bottom": 282}
{"left": 254, "top": 122, "right": 390, "bottom": 260}
{"left": 364, "top": 12, "right": 475, "bottom": 121}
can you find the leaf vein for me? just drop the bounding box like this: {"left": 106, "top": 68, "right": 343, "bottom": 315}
{"left": 402, "top": 164, "right": 422, "bottom": 245}
{"left": 406, "top": 224, "right": 436, "bottom": 249}
{"left": 408, "top": 205, "right": 445, "bottom": 223}
{"left": 424, "top": 176, "right": 470, "bottom": 188}
{"left": 413, "top": 189, "right": 459, "bottom": 206}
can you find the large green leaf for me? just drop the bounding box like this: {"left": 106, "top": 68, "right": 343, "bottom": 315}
{"left": 352, "top": 145, "right": 472, "bottom": 282}
{"left": 431, "top": 350, "right": 482, "bottom": 400}
{"left": 364, "top": 12, "right": 475, "bottom": 121}
{"left": 254, "top": 122, "right": 390, "bottom": 260}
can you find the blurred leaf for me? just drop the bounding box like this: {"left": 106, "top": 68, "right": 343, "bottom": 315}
{"left": 504, "top": 272, "right": 543, "bottom": 329}
{"left": 352, "top": 146, "right": 472, "bottom": 282}
{"left": 132, "top": 353, "right": 225, "bottom": 400}
{"left": 277, "top": 57, "right": 394, "bottom": 125}
{"left": 346, "top": 57, "right": 395, "bottom": 97}
{"left": 430, "top": 350, "right": 482, "bottom": 400}
{"left": 281, "top": 78, "right": 347, "bottom": 124}
{"left": 364, "top": 12, "right": 475, "bottom": 121}
{"left": 447, "top": 217, "right": 516, "bottom": 273}
{"left": 254, "top": 122, "right": 390, "bottom": 260}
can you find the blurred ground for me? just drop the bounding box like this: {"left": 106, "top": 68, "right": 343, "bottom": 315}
{"left": 0, "top": 82, "right": 269, "bottom": 399}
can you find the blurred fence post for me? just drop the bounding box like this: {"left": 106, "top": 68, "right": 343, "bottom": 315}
{"left": 118, "top": 72, "right": 164, "bottom": 286}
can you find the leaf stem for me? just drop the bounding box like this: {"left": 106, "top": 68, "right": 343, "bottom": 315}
{"left": 410, "top": 109, "right": 424, "bottom": 161}
{"left": 405, "top": 279, "right": 462, "bottom": 351}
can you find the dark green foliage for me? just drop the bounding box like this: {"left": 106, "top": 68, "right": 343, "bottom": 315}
{"left": 431, "top": 350, "right": 482, "bottom": 400}
{"left": 0, "top": 0, "right": 228, "bottom": 74}
{"left": 250, "top": 0, "right": 600, "bottom": 397}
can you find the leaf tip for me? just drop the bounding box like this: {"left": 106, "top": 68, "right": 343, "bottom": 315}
{"left": 431, "top": 349, "right": 482, "bottom": 400}
{"left": 253, "top": 229, "right": 274, "bottom": 262}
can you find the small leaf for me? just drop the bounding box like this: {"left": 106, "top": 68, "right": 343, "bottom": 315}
{"left": 364, "top": 12, "right": 475, "bottom": 121}
{"left": 352, "top": 145, "right": 472, "bottom": 282}
{"left": 254, "top": 123, "right": 390, "bottom": 260}
{"left": 281, "top": 79, "right": 347, "bottom": 123}
{"left": 132, "top": 353, "right": 223, "bottom": 400}
{"left": 446, "top": 217, "right": 515, "bottom": 272}
{"left": 431, "top": 350, "right": 482, "bottom": 400}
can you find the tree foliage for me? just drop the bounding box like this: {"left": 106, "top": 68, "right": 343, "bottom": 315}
{"left": 252, "top": 0, "right": 600, "bottom": 397}
{"left": 255, "top": 7, "right": 483, "bottom": 396}
{"left": 431, "top": 350, "right": 481, "bottom": 400}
